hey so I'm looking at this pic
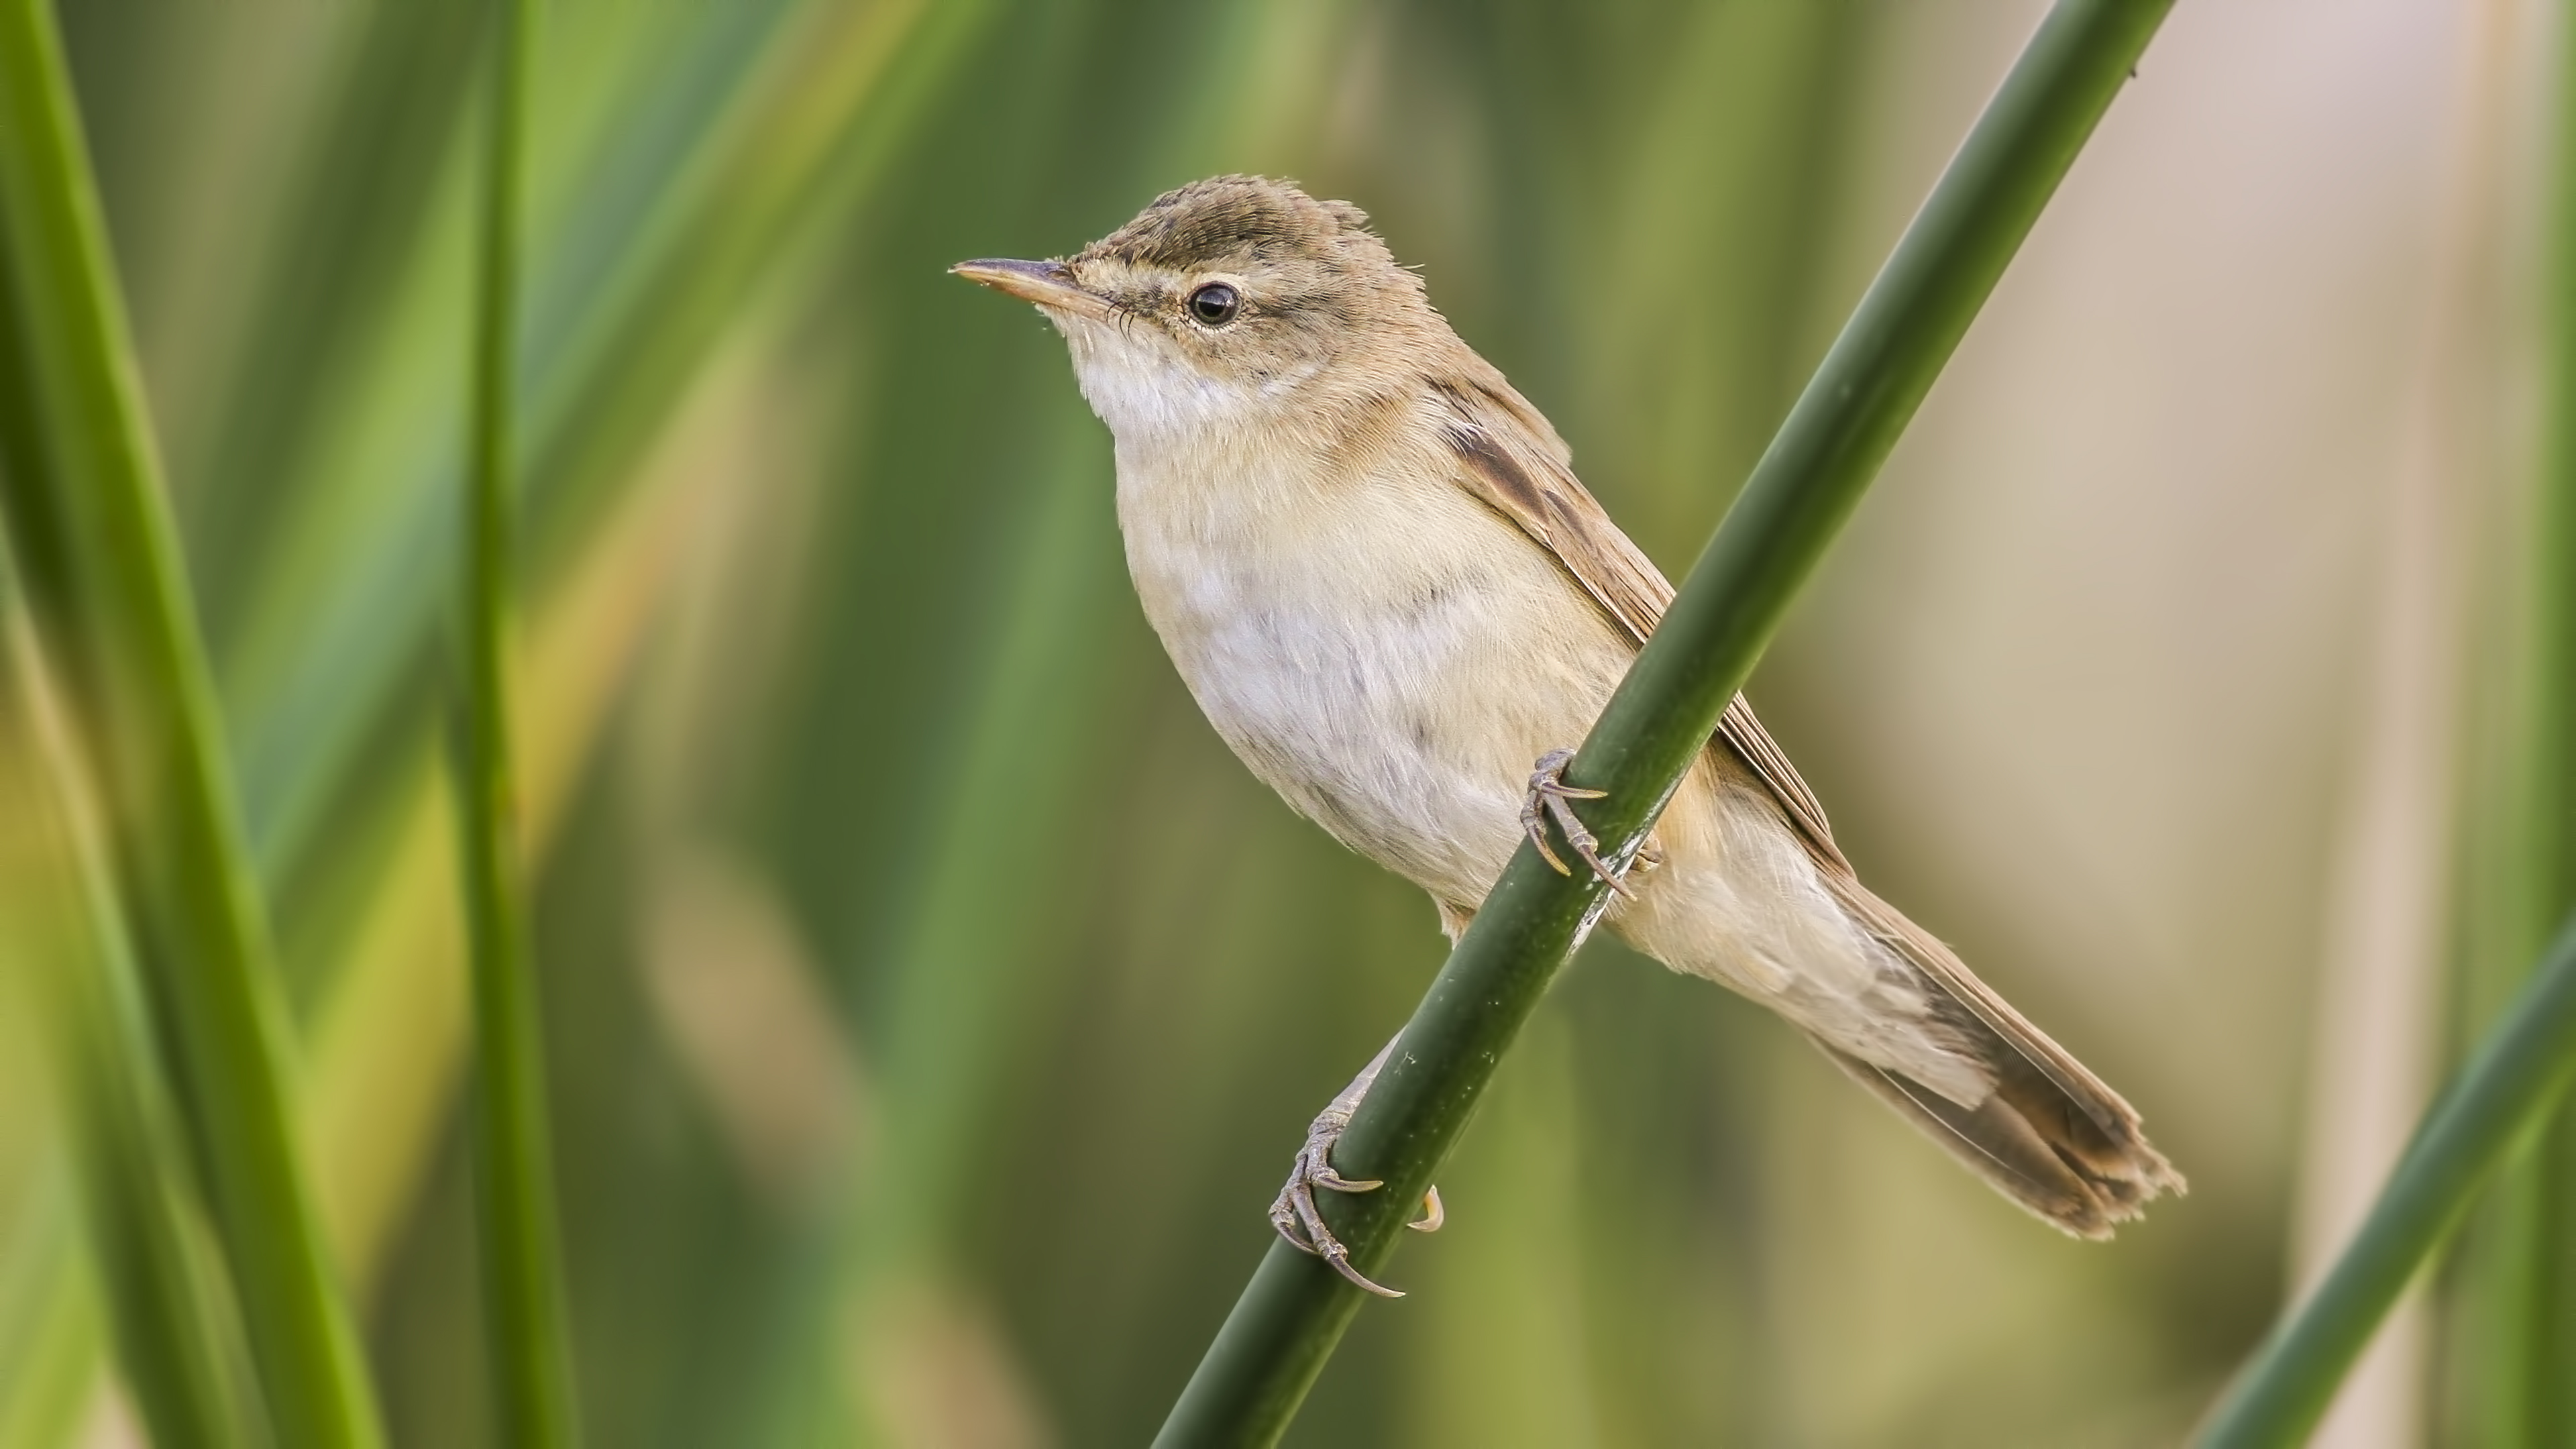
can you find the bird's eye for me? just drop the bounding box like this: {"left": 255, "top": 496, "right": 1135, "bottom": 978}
{"left": 1187, "top": 282, "right": 1241, "bottom": 326}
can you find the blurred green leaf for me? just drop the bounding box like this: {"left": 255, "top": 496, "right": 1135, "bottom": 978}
{"left": 0, "top": 1, "right": 381, "bottom": 1441}
{"left": 219, "top": 0, "right": 992, "bottom": 896}
{"left": 0, "top": 1179, "right": 99, "bottom": 1449}
{"left": 1, "top": 542, "right": 251, "bottom": 1446}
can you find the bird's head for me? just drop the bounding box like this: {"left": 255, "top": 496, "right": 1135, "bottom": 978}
{"left": 953, "top": 175, "right": 1435, "bottom": 445}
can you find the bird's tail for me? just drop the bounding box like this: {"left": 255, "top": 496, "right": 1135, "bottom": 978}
{"left": 1818, "top": 877, "right": 2185, "bottom": 1239}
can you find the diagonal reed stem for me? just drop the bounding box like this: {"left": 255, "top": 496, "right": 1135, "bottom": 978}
{"left": 456, "top": 0, "right": 582, "bottom": 1443}
{"left": 2193, "top": 913, "right": 2576, "bottom": 1448}
{"left": 0, "top": 541, "right": 245, "bottom": 1448}
{"left": 0, "top": 1, "right": 384, "bottom": 1443}
{"left": 1151, "top": 2, "right": 2175, "bottom": 1443}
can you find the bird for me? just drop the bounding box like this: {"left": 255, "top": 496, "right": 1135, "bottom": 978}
{"left": 953, "top": 174, "right": 2181, "bottom": 1295}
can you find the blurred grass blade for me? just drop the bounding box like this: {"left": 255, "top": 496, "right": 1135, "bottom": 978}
{"left": 814, "top": 406, "right": 1126, "bottom": 1442}
{"left": 521, "top": 0, "right": 998, "bottom": 575}
{"left": 0, "top": 403, "right": 716, "bottom": 1443}
{"left": 457, "top": 0, "right": 582, "bottom": 1443}
{"left": 229, "top": 0, "right": 998, "bottom": 889}
{"left": 2494, "top": 0, "right": 2576, "bottom": 1432}
{"left": 217, "top": 5, "right": 783, "bottom": 875}
{"left": 2195, "top": 914, "right": 2576, "bottom": 1448}
{"left": 0, "top": 1, "right": 383, "bottom": 1444}
{"left": 0, "top": 1177, "right": 99, "bottom": 1449}
{"left": 182, "top": 4, "right": 486, "bottom": 634}
{"left": 1153, "top": 1, "right": 2174, "bottom": 1442}
{"left": 1, "top": 542, "right": 248, "bottom": 1446}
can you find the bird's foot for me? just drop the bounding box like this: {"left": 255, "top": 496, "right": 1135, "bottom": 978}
{"left": 1521, "top": 748, "right": 1637, "bottom": 898}
{"left": 1270, "top": 1052, "right": 1442, "bottom": 1298}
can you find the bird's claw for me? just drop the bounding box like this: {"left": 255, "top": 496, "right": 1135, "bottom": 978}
{"left": 1269, "top": 1109, "right": 1440, "bottom": 1299}
{"left": 1520, "top": 748, "right": 1637, "bottom": 898}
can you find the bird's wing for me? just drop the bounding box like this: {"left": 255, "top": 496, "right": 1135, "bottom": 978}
{"left": 1432, "top": 380, "right": 1849, "bottom": 871}
{"left": 1431, "top": 380, "right": 1674, "bottom": 643}
{"left": 1438, "top": 380, "right": 2184, "bottom": 1224}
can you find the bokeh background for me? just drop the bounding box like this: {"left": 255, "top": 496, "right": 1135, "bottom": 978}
{"left": 0, "top": 0, "right": 2558, "bottom": 1443}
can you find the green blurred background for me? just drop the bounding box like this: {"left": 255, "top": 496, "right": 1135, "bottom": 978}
{"left": 0, "top": 0, "right": 2549, "bottom": 1443}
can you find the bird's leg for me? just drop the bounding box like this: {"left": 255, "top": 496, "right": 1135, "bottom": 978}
{"left": 1269, "top": 1035, "right": 1443, "bottom": 1299}
{"left": 1521, "top": 747, "right": 1638, "bottom": 898}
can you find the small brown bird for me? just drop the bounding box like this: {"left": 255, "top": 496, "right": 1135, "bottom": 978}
{"left": 956, "top": 176, "right": 2180, "bottom": 1294}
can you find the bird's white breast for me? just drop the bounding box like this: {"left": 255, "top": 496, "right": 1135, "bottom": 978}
{"left": 1105, "top": 417, "right": 1634, "bottom": 908}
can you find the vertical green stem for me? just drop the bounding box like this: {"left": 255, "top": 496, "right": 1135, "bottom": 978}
{"left": 457, "top": 0, "right": 582, "bottom": 1444}
{"left": 1150, "top": 2, "right": 2173, "bottom": 1442}
{"left": 2465, "top": 3, "right": 2576, "bottom": 1438}
{"left": 2500, "top": 5, "right": 2576, "bottom": 1437}
{"left": 2438, "top": 8, "right": 2576, "bottom": 1438}
{"left": 0, "top": 2, "right": 383, "bottom": 1444}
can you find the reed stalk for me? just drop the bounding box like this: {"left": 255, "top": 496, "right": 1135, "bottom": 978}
{"left": 2194, "top": 914, "right": 2576, "bottom": 1448}
{"left": 2493, "top": 1, "right": 2576, "bottom": 1432}
{"left": 456, "top": 1, "right": 582, "bottom": 1443}
{"left": 0, "top": 1, "right": 383, "bottom": 1442}
{"left": 0, "top": 542, "right": 244, "bottom": 1447}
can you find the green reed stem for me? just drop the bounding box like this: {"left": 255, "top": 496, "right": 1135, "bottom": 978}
{"left": 0, "top": 2, "right": 384, "bottom": 1443}
{"left": 2492, "top": 1, "right": 2576, "bottom": 1434}
{"left": 1, "top": 543, "right": 245, "bottom": 1448}
{"left": 456, "top": 1, "right": 582, "bottom": 1444}
{"left": 2194, "top": 914, "right": 2576, "bottom": 1448}
{"left": 1150, "top": 2, "right": 2175, "bottom": 1442}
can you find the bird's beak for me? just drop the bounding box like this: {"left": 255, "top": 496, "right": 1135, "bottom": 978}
{"left": 949, "top": 258, "right": 1114, "bottom": 319}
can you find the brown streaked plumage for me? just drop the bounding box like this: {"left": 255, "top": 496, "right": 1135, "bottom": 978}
{"left": 955, "top": 176, "right": 2180, "bottom": 1278}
